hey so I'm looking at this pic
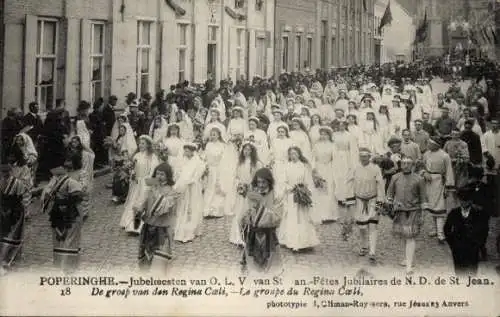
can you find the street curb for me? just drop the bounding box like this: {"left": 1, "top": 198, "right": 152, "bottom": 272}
{"left": 31, "top": 166, "right": 112, "bottom": 197}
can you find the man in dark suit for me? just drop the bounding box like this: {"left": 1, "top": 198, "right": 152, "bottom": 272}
{"left": 103, "top": 95, "right": 117, "bottom": 137}
{"left": 444, "top": 186, "right": 489, "bottom": 276}
{"left": 460, "top": 119, "right": 483, "bottom": 166}
{"left": 23, "top": 102, "right": 43, "bottom": 144}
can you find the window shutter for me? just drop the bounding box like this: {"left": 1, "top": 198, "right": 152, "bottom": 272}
{"left": 149, "top": 22, "right": 157, "bottom": 92}
{"left": 24, "top": 14, "right": 37, "bottom": 111}
{"left": 80, "top": 19, "right": 91, "bottom": 102}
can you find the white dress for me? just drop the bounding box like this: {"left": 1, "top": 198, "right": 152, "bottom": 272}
{"left": 312, "top": 141, "right": 338, "bottom": 222}
{"left": 309, "top": 125, "right": 321, "bottom": 145}
{"left": 229, "top": 160, "right": 262, "bottom": 245}
{"left": 290, "top": 130, "right": 313, "bottom": 163}
{"left": 332, "top": 131, "right": 358, "bottom": 204}
{"left": 120, "top": 152, "right": 160, "bottom": 233}
{"left": 174, "top": 155, "right": 206, "bottom": 242}
{"left": 163, "top": 137, "right": 184, "bottom": 180}
{"left": 270, "top": 137, "right": 294, "bottom": 195}
{"left": 203, "top": 141, "right": 227, "bottom": 217}
{"left": 278, "top": 161, "right": 320, "bottom": 250}
{"left": 245, "top": 128, "right": 270, "bottom": 165}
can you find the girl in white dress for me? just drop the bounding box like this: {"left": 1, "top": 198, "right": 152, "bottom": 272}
{"left": 377, "top": 105, "right": 392, "bottom": 150}
{"left": 289, "top": 118, "right": 313, "bottom": 163}
{"left": 346, "top": 114, "right": 362, "bottom": 145}
{"left": 173, "top": 143, "right": 206, "bottom": 243}
{"left": 229, "top": 143, "right": 262, "bottom": 246}
{"left": 269, "top": 125, "right": 294, "bottom": 195}
{"left": 203, "top": 126, "right": 228, "bottom": 218}
{"left": 203, "top": 108, "right": 227, "bottom": 143}
{"left": 120, "top": 135, "right": 160, "bottom": 234}
{"left": 333, "top": 122, "right": 359, "bottom": 240}
{"left": 223, "top": 106, "right": 248, "bottom": 216}
{"left": 245, "top": 117, "right": 270, "bottom": 166}
{"left": 278, "top": 146, "right": 320, "bottom": 251}
{"left": 360, "top": 111, "right": 384, "bottom": 155}
{"left": 309, "top": 114, "right": 322, "bottom": 145}
{"left": 149, "top": 116, "right": 168, "bottom": 144}
{"left": 299, "top": 106, "right": 312, "bottom": 131}
{"left": 334, "top": 90, "right": 349, "bottom": 113}
{"left": 163, "top": 124, "right": 184, "bottom": 180}
{"left": 267, "top": 109, "right": 286, "bottom": 146}
{"left": 312, "top": 126, "right": 338, "bottom": 222}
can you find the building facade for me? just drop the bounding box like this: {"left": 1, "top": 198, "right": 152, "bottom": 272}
{"left": 375, "top": 0, "right": 415, "bottom": 63}
{"left": 274, "top": 0, "right": 376, "bottom": 76}
{"left": 1, "top": 0, "right": 274, "bottom": 116}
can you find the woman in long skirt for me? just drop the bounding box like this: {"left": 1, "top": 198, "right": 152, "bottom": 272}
{"left": 289, "top": 118, "right": 313, "bottom": 162}
{"left": 312, "top": 126, "right": 338, "bottom": 223}
{"left": 333, "top": 122, "right": 359, "bottom": 240}
{"left": 229, "top": 143, "right": 262, "bottom": 246}
{"left": 173, "top": 143, "right": 206, "bottom": 242}
{"left": 120, "top": 135, "right": 160, "bottom": 234}
{"left": 203, "top": 126, "right": 228, "bottom": 218}
{"left": 278, "top": 147, "right": 320, "bottom": 251}
{"left": 0, "top": 148, "right": 31, "bottom": 275}
{"left": 41, "top": 165, "right": 84, "bottom": 273}
{"left": 162, "top": 123, "right": 185, "bottom": 180}
{"left": 269, "top": 125, "right": 294, "bottom": 194}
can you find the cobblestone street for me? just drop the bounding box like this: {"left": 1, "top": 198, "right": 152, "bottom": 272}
{"left": 14, "top": 172, "right": 499, "bottom": 277}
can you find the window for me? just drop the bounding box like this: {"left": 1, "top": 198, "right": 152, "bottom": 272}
{"left": 90, "top": 22, "right": 105, "bottom": 105}
{"left": 136, "top": 21, "right": 152, "bottom": 97}
{"left": 256, "top": 37, "right": 266, "bottom": 77}
{"left": 306, "top": 37, "right": 313, "bottom": 68}
{"left": 331, "top": 37, "right": 336, "bottom": 65}
{"left": 340, "top": 37, "right": 345, "bottom": 65}
{"left": 282, "top": 36, "right": 289, "bottom": 71}
{"left": 295, "top": 35, "right": 301, "bottom": 71}
{"left": 320, "top": 21, "right": 327, "bottom": 69}
{"left": 255, "top": 0, "right": 263, "bottom": 11}
{"left": 35, "top": 19, "right": 58, "bottom": 111}
{"left": 178, "top": 24, "right": 188, "bottom": 82}
{"left": 235, "top": 28, "right": 243, "bottom": 79}
{"left": 207, "top": 26, "right": 218, "bottom": 83}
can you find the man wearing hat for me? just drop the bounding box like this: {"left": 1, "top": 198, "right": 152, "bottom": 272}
{"left": 387, "top": 156, "right": 428, "bottom": 274}
{"left": 434, "top": 107, "right": 456, "bottom": 144}
{"left": 122, "top": 92, "right": 137, "bottom": 114}
{"left": 41, "top": 165, "right": 85, "bottom": 273}
{"left": 353, "top": 148, "right": 385, "bottom": 264}
{"left": 127, "top": 100, "right": 146, "bottom": 137}
{"left": 103, "top": 96, "right": 117, "bottom": 137}
{"left": 444, "top": 184, "right": 489, "bottom": 276}
{"left": 422, "top": 136, "right": 455, "bottom": 244}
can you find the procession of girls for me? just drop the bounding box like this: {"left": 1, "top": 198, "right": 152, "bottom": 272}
{"left": 110, "top": 77, "right": 447, "bottom": 263}
{"left": 2, "top": 73, "right": 498, "bottom": 275}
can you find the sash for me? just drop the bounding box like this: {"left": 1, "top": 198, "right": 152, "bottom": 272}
{"left": 149, "top": 194, "right": 166, "bottom": 217}
{"left": 2, "top": 177, "right": 18, "bottom": 196}
{"left": 42, "top": 176, "right": 70, "bottom": 214}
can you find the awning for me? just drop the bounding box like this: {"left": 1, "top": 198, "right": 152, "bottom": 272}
{"left": 165, "top": 0, "right": 186, "bottom": 16}
{"left": 224, "top": 6, "right": 246, "bottom": 21}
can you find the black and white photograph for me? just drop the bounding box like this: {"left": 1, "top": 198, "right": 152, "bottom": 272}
{"left": 0, "top": 0, "right": 499, "bottom": 315}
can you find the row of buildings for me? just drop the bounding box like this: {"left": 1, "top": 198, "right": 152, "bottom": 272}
{"left": 1, "top": 0, "right": 415, "bottom": 115}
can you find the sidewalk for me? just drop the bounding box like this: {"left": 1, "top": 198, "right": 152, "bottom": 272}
{"left": 31, "top": 166, "right": 112, "bottom": 197}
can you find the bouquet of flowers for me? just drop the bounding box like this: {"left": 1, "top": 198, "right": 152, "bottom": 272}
{"left": 237, "top": 183, "right": 249, "bottom": 197}
{"left": 292, "top": 183, "right": 313, "bottom": 208}
{"left": 313, "top": 175, "right": 327, "bottom": 189}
